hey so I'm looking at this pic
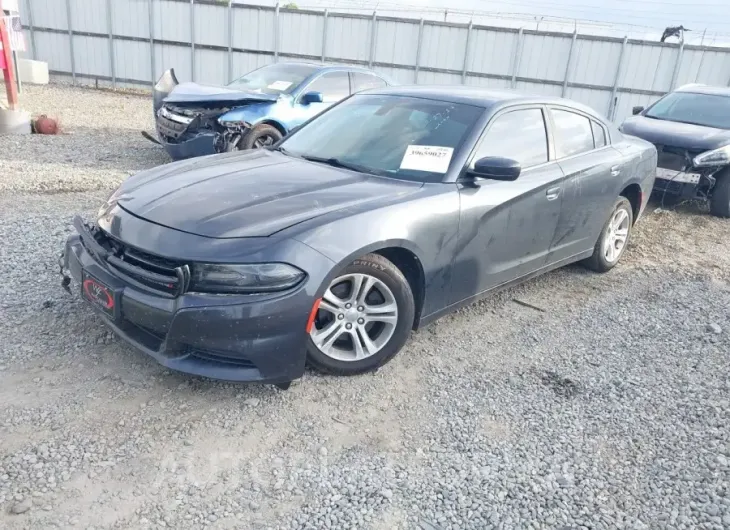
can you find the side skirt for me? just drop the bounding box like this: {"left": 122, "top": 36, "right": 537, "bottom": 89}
{"left": 417, "top": 249, "right": 594, "bottom": 329}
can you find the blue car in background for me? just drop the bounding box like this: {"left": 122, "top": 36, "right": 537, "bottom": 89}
{"left": 149, "top": 62, "right": 394, "bottom": 160}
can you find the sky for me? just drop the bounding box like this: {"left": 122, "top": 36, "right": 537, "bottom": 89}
{"left": 282, "top": 0, "right": 730, "bottom": 44}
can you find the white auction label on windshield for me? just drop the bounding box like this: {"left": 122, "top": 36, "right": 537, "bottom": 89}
{"left": 400, "top": 145, "right": 454, "bottom": 173}
{"left": 268, "top": 80, "right": 292, "bottom": 91}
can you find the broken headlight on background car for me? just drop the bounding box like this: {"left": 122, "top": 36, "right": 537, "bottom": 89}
{"left": 190, "top": 263, "right": 305, "bottom": 294}
{"left": 693, "top": 145, "right": 730, "bottom": 167}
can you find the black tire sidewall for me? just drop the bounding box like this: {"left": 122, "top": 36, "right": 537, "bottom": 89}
{"left": 590, "top": 197, "right": 634, "bottom": 272}
{"left": 710, "top": 170, "right": 730, "bottom": 218}
{"left": 241, "top": 124, "right": 283, "bottom": 150}
{"left": 306, "top": 255, "right": 415, "bottom": 376}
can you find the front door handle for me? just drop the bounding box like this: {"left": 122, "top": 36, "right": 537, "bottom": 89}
{"left": 546, "top": 187, "right": 561, "bottom": 201}
{"left": 611, "top": 165, "right": 621, "bottom": 177}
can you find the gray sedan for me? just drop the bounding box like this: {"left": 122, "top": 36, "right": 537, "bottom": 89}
{"left": 60, "top": 86, "right": 657, "bottom": 387}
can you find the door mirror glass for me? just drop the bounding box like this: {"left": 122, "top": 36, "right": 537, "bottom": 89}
{"left": 632, "top": 106, "right": 645, "bottom": 115}
{"left": 301, "top": 91, "right": 324, "bottom": 105}
{"left": 468, "top": 156, "right": 521, "bottom": 181}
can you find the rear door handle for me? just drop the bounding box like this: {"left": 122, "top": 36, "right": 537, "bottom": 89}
{"left": 611, "top": 165, "right": 621, "bottom": 177}
{"left": 546, "top": 187, "right": 561, "bottom": 201}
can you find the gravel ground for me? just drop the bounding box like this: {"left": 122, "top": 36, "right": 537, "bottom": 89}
{"left": 1, "top": 84, "right": 729, "bottom": 530}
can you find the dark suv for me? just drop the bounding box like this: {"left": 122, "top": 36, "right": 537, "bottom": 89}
{"left": 620, "top": 84, "right": 730, "bottom": 217}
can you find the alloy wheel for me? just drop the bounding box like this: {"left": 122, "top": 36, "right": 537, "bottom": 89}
{"left": 253, "top": 135, "right": 276, "bottom": 148}
{"left": 603, "top": 207, "right": 630, "bottom": 263}
{"left": 310, "top": 273, "right": 399, "bottom": 362}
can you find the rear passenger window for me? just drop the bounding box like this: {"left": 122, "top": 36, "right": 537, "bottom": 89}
{"left": 351, "top": 72, "right": 387, "bottom": 93}
{"left": 551, "top": 109, "right": 594, "bottom": 158}
{"left": 474, "top": 109, "right": 548, "bottom": 168}
{"left": 592, "top": 121, "right": 607, "bottom": 148}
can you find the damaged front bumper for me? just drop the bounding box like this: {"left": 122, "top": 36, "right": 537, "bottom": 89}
{"left": 653, "top": 166, "right": 719, "bottom": 200}
{"left": 652, "top": 145, "right": 723, "bottom": 200}
{"left": 155, "top": 108, "right": 252, "bottom": 161}
{"left": 155, "top": 105, "right": 220, "bottom": 160}
{"left": 58, "top": 217, "right": 316, "bottom": 385}
{"left": 158, "top": 131, "right": 219, "bottom": 160}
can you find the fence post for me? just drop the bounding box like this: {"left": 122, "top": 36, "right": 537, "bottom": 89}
{"left": 23, "top": 0, "right": 36, "bottom": 60}
{"left": 461, "top": 20, "right": 472, "bottom": 84}
{"left": 607, "top": 36, "right": 628, "bottom": 121}
{"left": 414, "top": 18, "right": 424, "bottom": 83}
{"left": 695, "top": 49, "right": 706, "bottom": 83}
{"left": 321, "top": 9, "right": 328, "bottom": 63}
{"left": 510, "top": 27, "right": 523, "bottom": 89}
{"left": 228, "top": 0, "right": 233, "bottom": 82}
{"left": 669, "top": 41, "right": 684, "bottom": 91}
{"left": 65, "top": 0, "right": 76, "bottom": 84}
{"left": 368, "top": 11, "right": 377, "bottom": 68}
{"left": 561, "top": 29, "right": 577, "bottom": 97}
{"left": 190, "top": 0, "right": 196, "bottom": 81}
{"left": 148, "top": 0, "right": 155, "bottom": 85}
{"left": 106, "top": 0, "right": 116, "bottom": 89}
{"left": 274, "top": 2, "right": 279, "bottom": 62}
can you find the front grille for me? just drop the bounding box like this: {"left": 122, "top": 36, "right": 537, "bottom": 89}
{"left": 157, "top": 115, "right": 189, "bottom": 140}
{"left": 157, "top": 106, "right": 195, "bottom": 141}
{"left": 106, "top": 245, "right": 190, "bottom": 297}
{"left": 75, "top": 217, "right": 189, "bottom": 297}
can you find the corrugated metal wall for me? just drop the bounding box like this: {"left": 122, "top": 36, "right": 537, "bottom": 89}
{"left": 19, "top": 0, "right": 730, "bottom": 122}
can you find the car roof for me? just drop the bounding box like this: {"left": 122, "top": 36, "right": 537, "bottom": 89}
{"left": 364, "top": 85, "right": 609, "bottom": 120}
{"left": 276, "top": 61, "right": 380, "bottom": 75}
{"left": 674, "top": 84, "right": 730, "bottom": 97}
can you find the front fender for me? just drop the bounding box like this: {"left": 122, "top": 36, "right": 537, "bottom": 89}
{"left": 290, "top": 185, "right": 462, "bottom": 318}
{"left": 300, "top": 238, "right": 429, "bottom": 299}
{"left": 218, "top": 103, "right": 284, "bottom": 131}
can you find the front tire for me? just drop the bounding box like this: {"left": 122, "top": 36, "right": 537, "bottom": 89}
{"left": 307, "top": 254, "right": 415, "bottom": 376}
{"left": 240, "top": 124, "right": 283, "bottom": 150}
{"left": 710, "top": 169, "right": 730, "bottom": 218}
{"left": 584, "top": 196, "right": 634, "bottom": 273}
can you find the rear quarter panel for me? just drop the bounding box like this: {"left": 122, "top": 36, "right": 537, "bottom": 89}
{"left": 613, "top": 135, "right": 657, "bottom": 220}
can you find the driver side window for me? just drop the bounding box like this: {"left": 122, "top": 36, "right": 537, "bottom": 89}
{"left": 301, "top": 72, "right": 351, "bottom": 103}
{"left": 473, "top": 108, "right": 549, "bottom": 168}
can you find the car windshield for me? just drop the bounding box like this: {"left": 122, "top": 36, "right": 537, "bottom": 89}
{"left": 228, "top": 63, "right": 318, "bottom": 95}
{"left": 645, "top": 92, "right": 730, "bottom": 129}
{"left": 279, "top": 94, "right": 483, "bottom": 182}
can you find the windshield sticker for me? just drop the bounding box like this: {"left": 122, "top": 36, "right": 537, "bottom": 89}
{"left": 400, "top": 145, "right": 454, "bottom": 173}
{"left": 267, "top": 80, "right": 293, "bottom": 91}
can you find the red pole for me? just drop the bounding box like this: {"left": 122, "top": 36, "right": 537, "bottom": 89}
{"left": 0, "top": 15, "right": 19, "bottom": 110}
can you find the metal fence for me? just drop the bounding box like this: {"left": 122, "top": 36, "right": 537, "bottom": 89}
{"left": 19, "top": 0, "right": 730, "bottom": 123}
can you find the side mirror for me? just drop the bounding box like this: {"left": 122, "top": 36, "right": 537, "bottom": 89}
{"left": 632, "top": 106, "right": 645, "bottom": 115}
{"left": 301, "top": 91, "right": 324, "bottom": 105}
{"left": 468, "top": 156, "right": 521, "bottom": 181}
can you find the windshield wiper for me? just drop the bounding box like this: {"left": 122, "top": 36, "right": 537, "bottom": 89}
{"left": 300, "top": 155, "right": 384, "bottom": 176}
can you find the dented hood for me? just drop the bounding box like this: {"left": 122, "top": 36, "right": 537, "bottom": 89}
{"left": 107, "top": 150, "right": 421, "bottom": 239}
{"left": 163, "top": 82, "right": 280, "bottom": 105}
{"left": 621, "top": 115, "right": 730, "bottom": 151}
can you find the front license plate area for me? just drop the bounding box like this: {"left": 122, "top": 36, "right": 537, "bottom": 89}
{"left": 82, "top": 272, "right": 121, "bottom": 320}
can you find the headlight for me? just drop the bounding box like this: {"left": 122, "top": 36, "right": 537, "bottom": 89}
{"left": 693, "top": 145, "right": 730, "bottom": 167}
{"left": 218, "top": 118, "right": 251, "bottom": 128}
{"left": 190, "top": 263, "right": 305, "bottom": 294}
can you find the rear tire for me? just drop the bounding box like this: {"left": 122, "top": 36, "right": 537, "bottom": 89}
{"left": 307, "top": 254, "right": 415, "bottom": 376}
{"left": 710, "top": 169, "right": 730, "bottom": 218}
{"left": 584, "top": 196, "right": 634, "bottom": 273}
{"left": 240, "top": 124, "right": 283, "bottom": 150}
